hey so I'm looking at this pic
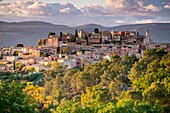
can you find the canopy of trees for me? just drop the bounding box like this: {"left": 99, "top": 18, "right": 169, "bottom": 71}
{"left": 0, "top": 49, "right": 169, "bottom": 112}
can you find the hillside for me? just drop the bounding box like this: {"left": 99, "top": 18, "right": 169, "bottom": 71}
{"left": 1, "top": 49, "right": 170, "bottom": 112}
{"left": 0, "top": 21, "right": 170, "bottom": 47}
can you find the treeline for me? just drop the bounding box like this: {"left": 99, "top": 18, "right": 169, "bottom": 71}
{"left": 0, "top": 49, "right": 170, "bottom": 113}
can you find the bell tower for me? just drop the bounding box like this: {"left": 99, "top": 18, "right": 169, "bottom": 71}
{"left": 146, "top": 29, "right": 150, "bottom": 44}
{"left": 145, "top": 28, "right": 152, "bottom": 47}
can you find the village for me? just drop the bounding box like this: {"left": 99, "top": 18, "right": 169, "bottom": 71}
{"left": 0, "top": 28, "right": 170, "bottom": 72}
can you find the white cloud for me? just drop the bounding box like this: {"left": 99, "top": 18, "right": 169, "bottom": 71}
{"left": 136, "top": 1, "right": 143, "bottom": 7}
{"left": 136, "top": 1, "right": 161, "bottom": 12}
{"left": 115, "top": 20, "right": 125, "bottom": 24}
{"left": 143, "top": 4, "right": 161, "bottom": 12}
{"left": 136, "top": 19, "right": 155, "bottom": 24}
{"left": 164, "top": 4, "right": 170, "bottom": 9}
{"left": 105, "top": 0, "right": 161, "bottom": 14}
{"left": 105, "top": 0, "right": 128, "bottom": 9}
{"left": 82, "top": 4, "right": 110, "bottom": 16}
{"left": 0, "top": 0, "right": 82, "bottom": 16}
{"left": 60, "top": 8, "right": 70, "bottom": 13}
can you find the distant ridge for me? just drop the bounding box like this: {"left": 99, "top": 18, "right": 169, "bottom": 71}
{"left": 11, "top": 21, "right": 54, "bottom": 26}
{"left": 0, "top": 21, "right": 70, "bottom": 28}
{"left": 1, "top": 21, "right": 170, "bottom": 29}
{"left": 76, "top": 23, "right": 106, "bottom": 28}
{"left": 0, "top": 21, "right": 170, "bottom": 47}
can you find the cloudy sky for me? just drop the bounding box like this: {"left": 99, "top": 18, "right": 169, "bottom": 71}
{"left": 0, "top": 0, "right": 170, "bottom": 26}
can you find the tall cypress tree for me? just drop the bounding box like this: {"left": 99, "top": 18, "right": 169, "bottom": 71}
{"left": 75, "top": 30, "right": 78, "bottom": 37}
{"left": 13, "top": 60, "right": 15, "bottom": 70}
{"left": 59, "top": 32, "right": 63, "bottom": 41}
{"left": 72, "top": 29, "right": 78, "bottom": 42}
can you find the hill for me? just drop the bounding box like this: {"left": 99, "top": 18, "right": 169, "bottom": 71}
{"left": 0, "top": 21, "right": 170, "bottom": 47}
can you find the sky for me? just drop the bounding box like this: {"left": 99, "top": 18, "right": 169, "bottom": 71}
{"left": 0, "top": 0, "right": 170, "bottom": 26}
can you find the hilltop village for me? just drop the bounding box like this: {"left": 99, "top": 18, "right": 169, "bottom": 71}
{"left": 0, "top": 28, "right": 170, "bottom": 72}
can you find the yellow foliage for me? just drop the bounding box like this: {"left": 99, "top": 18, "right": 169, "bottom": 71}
{"left": 53, "top": 100, "right": 59, "bottom": 106}
{"left": 27, "top": 82, "right": 33, "bottom": 86}
{"left": 43, "top": 103, "right": 49, "bottom": 108}
{"left": 23, "top": 82, "right": 45, "bottom": 104}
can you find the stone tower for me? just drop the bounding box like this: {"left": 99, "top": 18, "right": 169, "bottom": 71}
{"left": 146, "top": 29, "right": 150, "bottom": 44}
{"left": 145, "top": 29, "right": 152, "bottom": 47}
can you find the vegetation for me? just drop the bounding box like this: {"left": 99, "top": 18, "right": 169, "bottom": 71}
{"left": 0, "top": 81, "right": 36, "bottom": 113}
{"left": 16, "top": 43, "right": 24, "bottom": 47}
{"left": 13, "top": 51, "right": 19, "bottom": 56}
{"left": 75, "top": 30, "right": 78, "bottom": 38}
{"left": 38, "top": 39, "right": 47, "bottom": 46}
{"left": 0, "top": 49, "right": 169, "bottom": 112}
{"left": 48, "top": 32, "right": 56, "bottom": 37}
{"left": 94, "top": 28, "right": 99, "bottom": 34}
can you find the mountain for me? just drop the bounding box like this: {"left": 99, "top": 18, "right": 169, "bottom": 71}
{"left": 111, "top": 23, "right": 170, "bottom": 43}
{"left": 0, "top": 21, "right": 170, "bottom": 47}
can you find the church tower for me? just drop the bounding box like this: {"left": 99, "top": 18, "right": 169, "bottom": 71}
{"left": 79, "top": 30, "right": 83, "bottom": 38}
{"left": 145, "top": 29, "right": 152, "bottom": 47}
{"left": 146, "top": 29, "right": 150, "bottom": 44}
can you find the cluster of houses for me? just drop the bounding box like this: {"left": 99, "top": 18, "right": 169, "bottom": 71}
{"left": 0, "top": 29, "right": 170, "bottom": 72}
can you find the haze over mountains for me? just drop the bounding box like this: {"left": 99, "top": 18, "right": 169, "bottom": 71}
{"left": 0, "top": 21, "right": 170, "bottom": 47}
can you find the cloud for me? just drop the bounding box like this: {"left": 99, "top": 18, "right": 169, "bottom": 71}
{"left": 104, "top": 0, "right": 161, "bottom": 14}
{"left": 0, "top": 0, "right": 167, "bottom": 17}
{"left": 0, "top": 0, "right": 169, "bottom": 26}
{"left": 105, "top": 0, "right": 128, "bottom": 9}
{"left": 115, "top": 20, "right": 126, "bottom": 24}
{"left": 138, "top": 4, "right": 161, "bottom": 12}
{"left": 164, "top": 4, "right": 170, "bottom": 9}
{"left": 59, "top": 2, "right": 82, "bottom": 15}
{"left": 82, "top": 4, "right": 110, "bottom": 16}
{"left": 0, "top": 0, "right": 82, "bottom": 16}
{"left": 136, "top": 19, "right": 155, "bottom": 24}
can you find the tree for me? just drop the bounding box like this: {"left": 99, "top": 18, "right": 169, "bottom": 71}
{"left": 63, "top": 69, "right": 79, "bottom": 94}
{"left": 16, "top": 43, "right": 24, "bottom": 47}
{"left": 38, "top": 39, "right": 47, "bottom": 46}
{"left": 51, "top": 61, "right": 64, "bottom": 75}
{"left": 128, "top": 49, "right": 169, "bottom": 90}
{"left": 22, "top": 67, "right": 35, "bottom": 74}
{"left": 85, "top": 35, "right": 88, "bottom": 44}
{"left": 15, "top": 62, "right": 25, "bottom": 72}
{"left": 13, "top": 51, "right": 18, "bottom": 56}
{"left": 76, "top": 71, "right": 93, "bottom": 92}
{"left": 75, "top": 30, "right": 78, "bottom": 38}
{"left": 142, "top": 81, "right": 170, "bottom": 112}
{"left": 0, "top": 81, "right": 36, "bottom": 113}
{"left": 94, "top": 28, "right": 99, "bottom": 34}
{"left": 48, "top": 32, "right": 56, "bottom": 37}
{"left": 100, "top": 71, "right": 113, "bottom": 86}
{"left": 109, "top": 81, "right": 121, "bottom": 100}
{"left": 44, "top": 70, "right": 56, "bottom": 81}
{"left": 55, "top": 100, "right": 83, "bottom": 113}
{"left": 81, "top": 86, "right": 111, "bottom": 107}
{"left": 38, "top": 39, "right": 42, "bottom": 46}
{"left": 121, "top": 90, "right": 142, "bottom": 101}
{"left": 59, "top": 32, "right": 63, "bottom": 41}
{"left": 23, "top": 82, "right": 52, "bottom": 112}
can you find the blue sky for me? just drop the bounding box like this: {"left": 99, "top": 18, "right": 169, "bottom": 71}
{"left": 0, "top": 0, "right": 170, "bottom": 26}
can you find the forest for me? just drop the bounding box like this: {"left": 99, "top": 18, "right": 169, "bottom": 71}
{"left": 0, "top": 49, "right": 170, "bottom": 113}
